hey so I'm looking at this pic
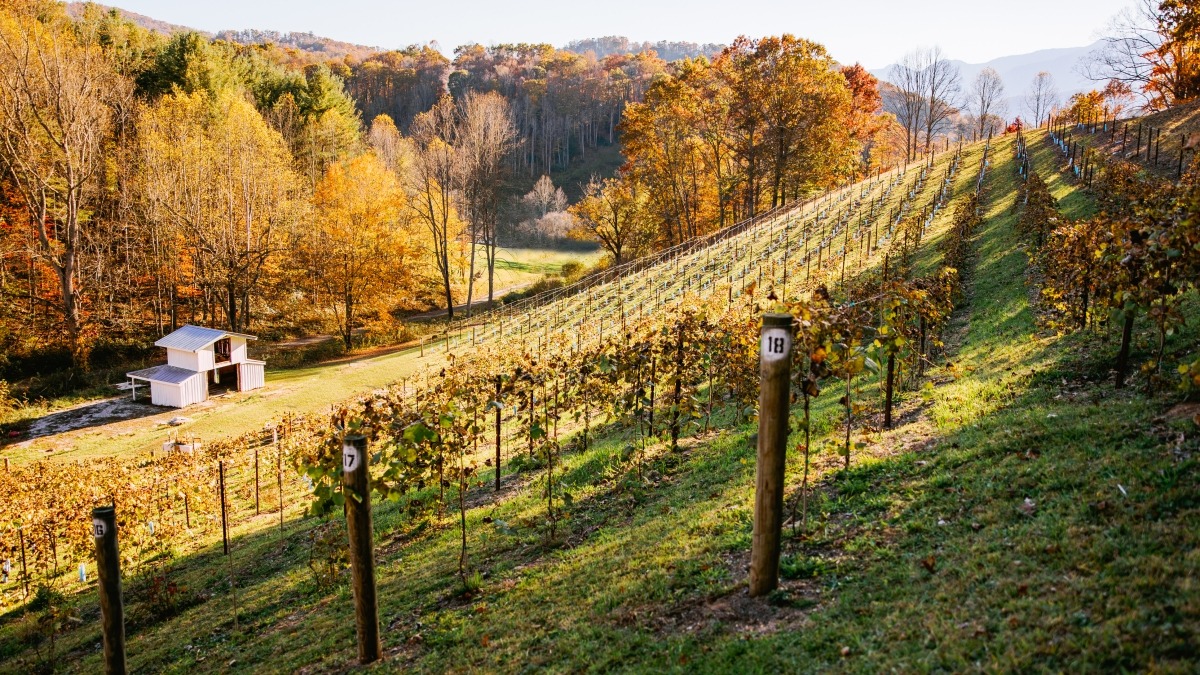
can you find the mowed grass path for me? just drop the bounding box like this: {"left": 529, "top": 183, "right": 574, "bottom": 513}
{"left": 9, "top": 343, "right": 443, "bottom": 463}
{"left": 485, "top": 245, "right": 604, "bottom": 289}
{"left": 7, "top": 245, "right": 603, "bottom": 465}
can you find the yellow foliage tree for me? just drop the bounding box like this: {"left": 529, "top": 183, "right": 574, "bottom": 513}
{"left": 304, "top": 152, "right": 419, "bottom": 349}
{"left": 0, "top": 5, "right": 130, "bottom": 367}
{"left": 569, "top": 176, "right": 655, "bottom": 265}
{"left": 139, "top": 89, "right": 301, "bottom": 332}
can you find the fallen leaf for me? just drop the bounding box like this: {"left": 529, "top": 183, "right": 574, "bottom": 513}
{"left": 1019, "top": 498, "right": 1036, "bottom": 516}
{"left": 920, "top": 555, "right": 937, "bottom": 573}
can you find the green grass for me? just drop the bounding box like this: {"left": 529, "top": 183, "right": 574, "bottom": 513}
{"left": 3, "top": 133, "right": 1197, "bottom": 672}
{"left": 5, "top": 344, "right": 442, "bottom": 464}
{"left": 483, "top": 245, "right": 605, "bottom": 290}
{"left": 4, "top": 244, "right": 603, "bottom": 465}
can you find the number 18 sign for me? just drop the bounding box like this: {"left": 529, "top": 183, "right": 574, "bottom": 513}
{"left": 761, "top": 327, "right": 791, "bottom": 363}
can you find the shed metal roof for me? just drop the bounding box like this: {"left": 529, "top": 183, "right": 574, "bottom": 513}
{"left": 154, "top": 325, "right": 257, "bottom": 352}
{"left": 126, "top": 364, "right": 201, "bottom": 385}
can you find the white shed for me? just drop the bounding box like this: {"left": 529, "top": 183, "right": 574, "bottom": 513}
{"left": 127, "top": 325, "right": 266, "bottom": 408}
{"left": 126, "top": 364, "right": 208, "bottom": 408}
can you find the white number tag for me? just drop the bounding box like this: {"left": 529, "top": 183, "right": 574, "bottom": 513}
{"left": 342, "top": 445, "right": 361, "bottom": 473}
{"left": 761, "top": 328, "right": 791, "bottom": 363}
{"left": 92, "top": 518, "right": 107, "bottom": 538}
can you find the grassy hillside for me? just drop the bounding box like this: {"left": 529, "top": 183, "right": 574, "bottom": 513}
{"left": 2, "top": 246, "right": 603, "bottom": 465}
{"left": 1, "top": 132, "right": 1196, "bottom": 672}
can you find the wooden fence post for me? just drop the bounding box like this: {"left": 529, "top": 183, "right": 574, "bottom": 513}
{"left": 254, "top": 444, "right": 260, "bottom": 516}
{"left": 750, "top": 312, "right": 793, "bottom": 597}
{"left": 670, "top": 321, "right": 685, "bottom": 451}
{"left": 495, "top": 376, "right": 502, "bottom": 492}
{"left": 92, "top": 505, "right": 126, "bottom": 675}
{"left": 276, "top": 427, "right": 284, "bottom": 533}
{"left": 342, "top": 434, "right": 382, "bottom": 664}
{"left": 218, "top": 461, "right": 229, "bottom": 555}
{"left": 18, "top": 527, "right": 28, "bottom": 600}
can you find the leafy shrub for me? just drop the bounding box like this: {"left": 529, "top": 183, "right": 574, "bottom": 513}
{"left": 501, "top": 276, "right": 565, "bottom": 304}
{"left": 18, "top": 584, "right": 78, "bottom": 669}
{"left": 139, "top": 560, "right": 194, "bottom": 621}
{"left": 780, "top": 554, "right": 829, "bottom": 580}
{"left": 560, "top": 261, "right": 583, "bottom": 278}
{"left": 306, "top": 520, "right": 348, "bottom": 591}
{"left": 0, "top": 379, "right": 15, "bottom": 417}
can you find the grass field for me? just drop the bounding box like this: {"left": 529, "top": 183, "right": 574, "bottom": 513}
{"left": 2, "top": 245, "right": 603, "bottom": 466}
{"left": 484, "top": 245, "right": 605, "bottom": 290}
{"left": 2, "top": 132, "right": 1197, "bottom": 672}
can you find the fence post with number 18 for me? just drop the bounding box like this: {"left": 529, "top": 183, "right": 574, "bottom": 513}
{"left": 750, "top": 312, "right": 794, "bottom": 597}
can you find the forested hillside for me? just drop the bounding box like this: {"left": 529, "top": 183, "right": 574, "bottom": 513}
{"left": 1, "top": 0, "right": 1198, "bottom": 671}
{"left": 0, "top": 3, "right": 898, "bottom": 401}
{"left": 3, "top": 120, "right": 1197, "bottom": 673}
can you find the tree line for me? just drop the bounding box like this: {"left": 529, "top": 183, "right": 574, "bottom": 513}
{"left": 2, "top": 4, "right": 977, "bottom": 380}
{"left": 0, "top": 2, "right": 518, "bottom": 375}
{"left": 568, "top": 35, "right": 903, "bottom": 265}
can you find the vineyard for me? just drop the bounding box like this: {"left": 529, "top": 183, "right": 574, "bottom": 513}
{"left": 1, "top": 127, "right": 1198, "bottom": 672}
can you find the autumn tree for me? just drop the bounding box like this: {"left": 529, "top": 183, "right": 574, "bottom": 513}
{"left": 1025, "top": 71, "right": 1058, "bottom": 127}
{"left": 621, "top": 59, "right": 716, "bottom": 245}
{"left": 1064, "top": 90, "right": 1108, "bottom": 124}
{"left": 569, "top": 176, "right": 654, "bottom": 265}
{"left": 841, "top": 64, "right": 892, "bottom": 177}
{"left": 1087, "top": 0, "right": 1200, "bottom": 110}
{"left": 457, "top": 91, "right": 517, "bottom": 310}
{"left": 970, "top": 67, "right": 1006, "bottom": 138}
{"left": 0, "top": 6, "right": 131, "bottom": 367}
{"left": 367, "top": 114, "right": 410, "bottom": 175}
{"left": 139, "top": 89, "right": 300, "bottom": 333}
{"left": 304, "top": 153, "right": 417, "bottom": 349}
{"left": 409, "top": 95, "right": 463, "bottom": 319}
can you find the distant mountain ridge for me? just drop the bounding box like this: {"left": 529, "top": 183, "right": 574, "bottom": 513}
{"left": 214, "top": 29, "right": 381, "bottom": 61}
{"left": 562, "top": 36, "right": 725, "bottom": 62}
{"left": 872, "top": 42, "right": 1104, "bottom": 120}
{"left": 65, "top": 2, "right": 203, "bottom": 36}
{"left": 66, "top": 2, "right": 1104, "bottom": 102}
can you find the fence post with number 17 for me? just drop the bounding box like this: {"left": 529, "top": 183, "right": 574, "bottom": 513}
{"left": 343, "top": 434, "right": 382, "bottom": 664}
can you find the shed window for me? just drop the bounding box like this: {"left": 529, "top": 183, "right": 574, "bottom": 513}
{"left": 215, "top": 338, "right": 231, "bottom": 361}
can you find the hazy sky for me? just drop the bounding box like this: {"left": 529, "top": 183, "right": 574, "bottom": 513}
{"left": 109, "top": 0, "right": 1133, "bottom": 68}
